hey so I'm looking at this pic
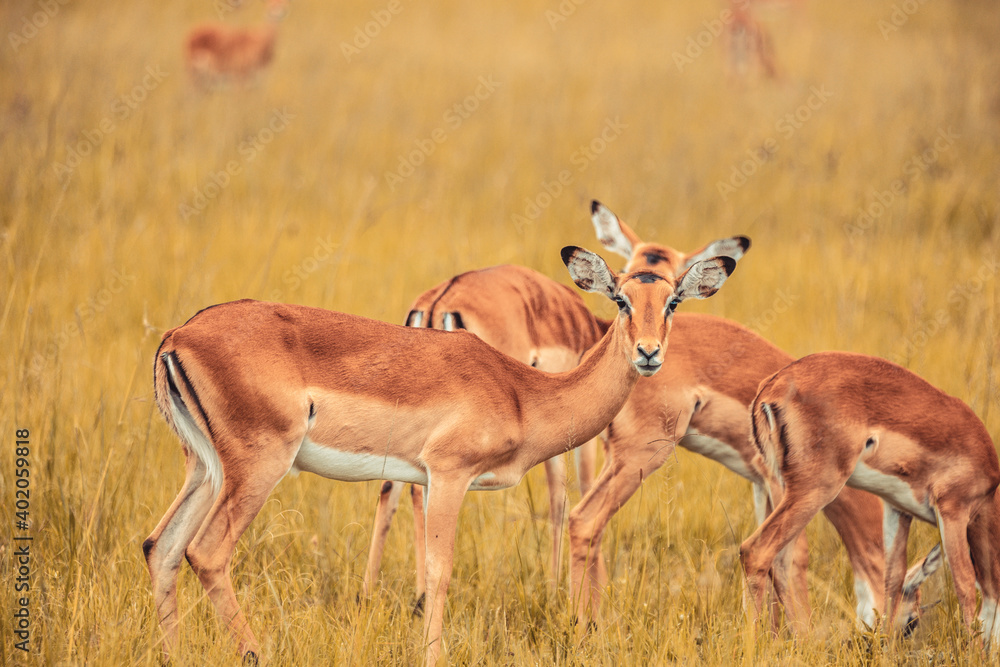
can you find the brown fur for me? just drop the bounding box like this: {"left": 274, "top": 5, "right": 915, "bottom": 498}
{"left": 143, "top": 249, "right": 735, "bottom": 665}
{"left": 741, "top": 351, "right": 1000, "bottom": 646}
{"left": 570, "top": 203, "right": 936, "bottom": 631}
{"left": 184, "top": 0, "right": 286, "bottom": 88}
{"left": 363, "top": 265, "right": 605, "bottom": 602}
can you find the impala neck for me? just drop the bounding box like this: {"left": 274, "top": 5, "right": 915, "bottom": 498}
{"left": 524, "top": 314, "right": 640, "bottom": 467}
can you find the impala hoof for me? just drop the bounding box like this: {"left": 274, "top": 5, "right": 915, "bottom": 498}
{"left": 242, "top": 650, "right": 259, "bottom": 666}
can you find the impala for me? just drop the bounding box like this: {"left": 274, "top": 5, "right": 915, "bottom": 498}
{"left": 569, "top": 203, "right": 940, "bottom": 631}
{"left": 143, "top": 246, "right": 736, "bottom": 665}
{"left": 185, "top": 0, "right": 287, "bottom": 89}
{"left": 363, "top": 263, "right": 605, "bottom": 607}
{"left": 740, "top": 352, "right": 1000, "bottom": 648}
{"left": 363, "top": 204, "right": 751, "bottom": 608}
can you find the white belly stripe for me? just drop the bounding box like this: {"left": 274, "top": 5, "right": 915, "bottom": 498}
{"left": 291, "top": 437, "right": 428, "bottom": 485}
{"left": 849, "top": 462, "right": 935, "bottom": 523}
{"left": 681, "top": 430, "right": 754, "bottom": 480}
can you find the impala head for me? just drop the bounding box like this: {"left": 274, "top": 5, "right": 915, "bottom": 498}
{"left": 561, "top": 246, "right": 736, "bottom": 376}
{"left": 897, "top": 544, "right": 944, "bottom": 637}
{"left": 590, "top": 199, "right": 750, "bottom": 277}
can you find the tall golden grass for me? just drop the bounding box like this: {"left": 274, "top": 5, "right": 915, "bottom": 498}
{"left": 2, "top": 0, "right": 999, "bottom": 663}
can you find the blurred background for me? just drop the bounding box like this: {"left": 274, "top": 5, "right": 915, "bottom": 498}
{"left": 2, "top": 0, "right": 999, "bottom": 663}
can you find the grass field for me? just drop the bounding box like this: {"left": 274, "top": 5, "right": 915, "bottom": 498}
{"left": 2, "top": 0, "right": 1000, "bottom": 664}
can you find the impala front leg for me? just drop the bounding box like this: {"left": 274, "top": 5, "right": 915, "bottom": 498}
{"left": 543, "top": 454, "right": 568, "bottom": 589}
{"left": 569, "top": 412, "right": 690, "bottom": 628}
{"left": 568, "top": 453, "right": 657, "bottom": 628}
{"left": 411, "top": 484, "right": 427, "bottom": 615}
{"left": 422, "top": 474, "right": 472, "bottom": 665}
{"left": 935, "top": 504, "right": 980, "bottom": 636}
{"left": 575, "top": 436, "right": 599, "bottom": 498}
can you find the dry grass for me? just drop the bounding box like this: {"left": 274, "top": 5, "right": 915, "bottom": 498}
{"left": 2, "top": 0, "right": 999, "bottom": 664}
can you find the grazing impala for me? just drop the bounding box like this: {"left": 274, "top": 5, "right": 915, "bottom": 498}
{"left": 362, "top": 207, "right": 751, "bottom": 608}
{"left": 185, "top": 0, "right": 287, "bottom": 88}
{"left": 570, "top": 203, "right": 940, "bottom": 631}
{"left": 143, "top": 246, "right": 736, "bottom": 665}
{"left": 741, "top": 352, "right": 1000, "bottom": 648}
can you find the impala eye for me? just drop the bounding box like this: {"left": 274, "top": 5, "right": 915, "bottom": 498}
{"left": 666, "top": 298, "right": 680, "bottom": 313}
{"left": 614, "top": 296, "right": 629, "bottom": 311}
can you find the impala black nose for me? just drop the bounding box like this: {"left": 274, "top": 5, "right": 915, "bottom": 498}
{"left": 637, "top": 344, "right": 660, "bottom": 362}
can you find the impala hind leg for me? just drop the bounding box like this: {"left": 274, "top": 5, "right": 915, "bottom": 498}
{"left": 421, "top": 476, "right": 471, "bottom": 666}
{"left": 184, "top": 440, "right": 300, "bottom": 662}
{"left": 544, "top": 454, "right": 568, "bottom": 588}
{"left": 143, "top": 451, "right": 219, "bottom": 657}
{"left": 753, "top": 482, "right": 811, "bottom": 633}
{"left": 362, "top": 480, "right": 405, "bottom": 598}
{"left": 740, "top": 487, "right": 841, "bottom": 632}
{"left": 882, "top": 506, "right": 913, "bottom": 630}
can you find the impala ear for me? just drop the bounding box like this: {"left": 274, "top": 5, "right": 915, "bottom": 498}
{"left": 903, "top": 544, "right": 944, "bottom": 597}
{"left": 682, "top": 236, "right": 751, "bottom": 270}
{"left": 674, "top": 256, "right": 737, "bottom": 301}
{"left": 562, "top": 246, "right": 617, "bottom": 299}
{"left": 591, "top": 200, "right": 642, "bottom": 260}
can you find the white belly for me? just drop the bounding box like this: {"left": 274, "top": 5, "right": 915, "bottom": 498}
{"left": 469, "top": 471, "right": 518, "bottom": 491}
{"left": 848, "top": 462, "right": 935, "bottom": 523}
{"left": 290, "top": 437, "right": 428, "bottom": 485}
{"left": 680, "top": 430, "right": 754, "bottom": 480}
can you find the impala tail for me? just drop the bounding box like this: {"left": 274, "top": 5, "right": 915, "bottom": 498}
{"left": 749, "top": 392, "right": 785, "bottom": 497}
{"left": 153, "top": 331, "right": 223, "bottom": 493}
